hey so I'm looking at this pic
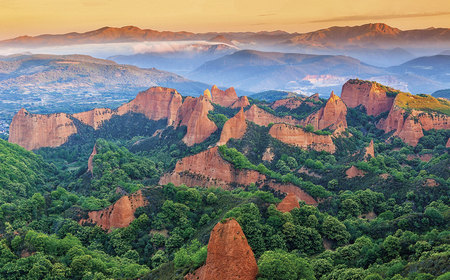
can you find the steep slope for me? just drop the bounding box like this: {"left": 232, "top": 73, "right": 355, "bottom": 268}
{"left": 8, "top": 109, "right": 77, "bottom": 150}
{"left": 217, "top": 108, "right": 247, "bottom": 146}
{"left": 8, "top": 87, "right": 184, "bottom": 150}
{"left": 159, "top": 147, "right": 266, "bottom": 189}
{"left": 300, "top": 91, "right": 347, "bottom": 130}
{"left": 185, "top": 219, "right": 258, "bottom": 280}
{"left": 269, "top": 123, "right": 336, "bottom": 153}
{"left": 341, "top": 79, "right": 397, "bottom": 116}
{"left": 244, "top": 105, "right": 301, "bottom": 126}
{"left": 79, "top": 190, "right": 148, "bottom": 231}
{"left": 377, "top": 92, "right": 450, "bottom": 146}
{"left": 210, "top": 85, "right": 250, "bottom": 108}
{"left": 277, "top": 193, "right": 300, "bottom": 213}
{"left": 117, "top": 87, "right": 183, "bottom": 126}
{"left": 0, "top": 139, "right": 51, "bottom": 202}
{"left": 174, "top": 96, "right": 218, "bottom": 146}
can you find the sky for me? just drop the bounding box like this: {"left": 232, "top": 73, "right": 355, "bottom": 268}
{"left": 1, "top": 0, "right": 450, "bottom": 39}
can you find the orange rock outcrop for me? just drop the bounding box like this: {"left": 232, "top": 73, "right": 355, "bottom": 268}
{"left": 231, "top": 96, "right": 250, "bottom": 108}
{"left": 265, "top": 181, "right": 318, "bottom": 205}
{"left": 87, "top": 144, "right": 97, "bottom": 175}
{"left": 210, "top": 85, "right": 239, "bottom": 107}
{"left": 446, "top": 138, "right": 450, "bottom": 148}
{"left": 301, "top": 91, "right": 347, "bottom": 131}
{"left": 271, "top": 97, "right": 305, "bottom": 109}
{"left": 277, "top": 193, "right": 300, "bottom": 212}
{"left": 185, "top": 219, "right": 258, "bottom": 280}
{"left": 73, "top": 108, "right": 115, "bottom": 129}
{"left": 79, "top": 190, "right": 147, "bottom": 231}
{"left": 345, "top": 166, "right": 366, "bottom": 178}
{"left": 341, "top": 80, "right": 395, "bottom": 116}
{"left": 8, "top": 108, "right": 77, "bottom": 150}
{"left": 377, "top": 105, "right": 450, "bottom": 146}
{"left": 175, "top": 96, "right": 217, "bottom": 146}
{"left": 269, "top": 123, "right": 336, "bottom": 153}
{"left": 159, "top": 147, "right": 266, "bottom": 189}
{"left": 244, "top": 105, "right": 301, "bottom": 127}
{"left": 117, "top": 87, "right": 183, "bottom": 125}
{"left": 364, "top": 139, "right": 375, "bottom": 160}
{"left": 217, "top": 108, "right": 247, "bottom": 146}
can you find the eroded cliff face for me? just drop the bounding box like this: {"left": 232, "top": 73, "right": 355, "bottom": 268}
{"left": 217, "top": 108, "right": 247, "bottom": 146}
{"left": 244, "top": 105, "right": 301, "bottom": 127}
{"left": 271, "top": 97, "right": 305, "bottom": 109}
{"left": 231, "top": 96, "right": 250, "bottom": 108}
{"left": 73, "top": 108, "right": 115, "bottom": 130}
{"left": 210, "top": 85, "right": 239, "bottom": 107}
{"left": 301, "top": 91, "right": 347, "bottom": 131}
{"left": 277, "top": 193, "right": 301, "bottom": 212}
{"left": 79, "top": 190, "right": 147, "bottom": 231}
{"left": 269, "top": 123, "right": 336, "bottom": 153}
{"left": 346, "top": 166, "right": 366, "bottom": 178}
{"left": 341, "top": 80, "right": 396, "bottom": 116}
{"left": 265, "top": 181, "right": 317, "bottom": 205}
{"left": 87, "top": 144, "right": 97, "bottom": 175}
{"left": 377, "top": 106, "right": 449, "bottom": 146}
{"left": 364, "top": 140, "right": 375, "bottom": 160}
{"left": 175, "top": 96, "right": 218, "bottom": 146}
{"left": 117, "top": 87, "right": 183, "bottom": 125}
{"left": 9, "top": 108, "right": 77, "bottom": 150}
{"left": 159, "top": 147, "right": 266, "bottom": 189}
{"left": 185, "top": 219, "right": 258, "bottom": 280}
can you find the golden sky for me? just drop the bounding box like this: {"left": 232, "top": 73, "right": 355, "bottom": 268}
{"left": 1, "top": 0, "right": 450, "bottom": 39}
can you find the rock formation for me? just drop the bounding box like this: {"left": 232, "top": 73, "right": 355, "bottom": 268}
{"left": 185, "top": 219, "right": 258, "bottom": 280}
{"left": 160, "top": 147, "right": 266, "bottom": 189}
{"left": 377, "top": 93, "right": 449, "bottom": 146}
{"left": 175, "top": 96, "right": 218, "bottom": 146}
{"left": 73, "top": 108, "right": 115, "bottom": 130}
{"left": 217, "top": 108, "right": 247, "bottom": 146}
{"left": 8, "top": 108, "right": 77, "bottom": 150}
{"left": 341, "top": 79, "right": 396, "bottom": 116}
{"left": 79, "top": 190, "right": 147, "bottom": 231}
{"left": 265, "top": 181, "right": 318, "bottom": 205}
{"left": 244, "top": 105, "right": 301, "bottom": 127}
{"left": 87, "top": 144, "right": 97, "bottom": 175}
{"left": 345, "top": 166, "right": 366, "bottom": 178}
{"left": 9, "top": 87, "right": 184, "bottom": 149}
{"left": 231, "top": 96, "right": 250, "bottom": 108}
{"left": 277, "top": 193, "right": 300, "bottom": 212}
{"left": 271, "top": 97, "right": 305, "bottom": 109}
{"left": 210, "top": 85, "right": 239, "bottom": 107}
{"left": 447, "top": 138, "right": 450, "bottom": 148}
{"left": 364, "top": 140, "right": 375, "bottom": 160}
{"left": 117, "top": 87, "right": 183, "bottom": 125}
{"left": 269, "top": 123, "right": 336, "bottom": 153}
{"left": 301, "top": 91, "right": 347, "bottom": 131}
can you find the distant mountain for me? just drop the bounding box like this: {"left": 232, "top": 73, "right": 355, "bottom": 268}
{"left": 188, "top": 49, "right": 384, "bottom": 93}
{"left": 286, "top": 23, "right": 450, "bottom": 49}
{"left": 0, "top": 54, "right": 209, "bottom": 123}
{"left": 2, "top": 23, "right": 449, "bottom": 53}
{"left": 388, "top": 55, "right": 450, "bottom": 92}
{"left": 109, "top": 42, "right": 237, "bottom": 75}
{"left": 432, "top": 89, "right": 450, "bottom": 99}
{"left": 248, "top": 90, "right": 303, "bottom": 102}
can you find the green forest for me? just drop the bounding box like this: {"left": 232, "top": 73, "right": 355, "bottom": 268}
{"left": 0, "top": 95, "right": 449, "bottom": 280}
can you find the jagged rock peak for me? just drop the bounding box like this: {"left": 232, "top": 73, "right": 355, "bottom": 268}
{"left": 210, "top": 85, "right": 239, "bottom": 107}
{"left": 217, "top": 107, "right": 247, "bottom": 146}
{"left": 185, "top": 219, "right": 258, "bottom": 280}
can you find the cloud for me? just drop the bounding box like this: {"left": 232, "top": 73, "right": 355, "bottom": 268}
{"left": 308, "top": 11, "right": 450, "bottom": 24}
